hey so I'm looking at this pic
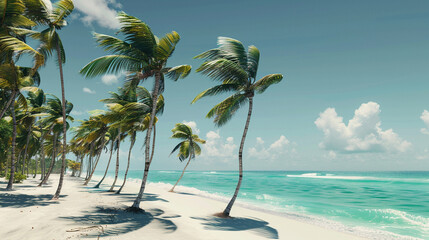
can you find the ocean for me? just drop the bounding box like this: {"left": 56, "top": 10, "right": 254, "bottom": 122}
{"left": 93, "top": 170, "right": 429, "bottom": 239}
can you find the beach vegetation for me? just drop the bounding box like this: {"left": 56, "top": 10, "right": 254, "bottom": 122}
{"left": 193, "top": 37, "right": 283, "bottom": 216}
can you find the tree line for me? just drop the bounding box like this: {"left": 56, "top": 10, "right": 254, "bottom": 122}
{"left": 0, "top": 0, "right": 283, "bottom": 216}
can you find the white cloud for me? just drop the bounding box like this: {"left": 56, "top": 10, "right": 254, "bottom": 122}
{"left": 71, "top": 110, "right": 84, "bottom": 116}
{"left": 83, "top": 87, "right": 96, "bottom": 94}
{"left": 420, "top": 110, "right": 429, "bottom": 135}
{"left": 182, "top": 120, "right": 200, "bottom": 134}
{"left": 73, "top": 0, "right": 121, "bottom": 29}
{"left": 201, "top": 131, "right": 236, "bottom": 162}
{"left": 248, "top": 135, "right": 292, "bottom": 160}
{"left": 101, "top": 74, "right": 121, "bottom": 85}
{"left": 315, "top": 102, "right": 411, "bottom": 153}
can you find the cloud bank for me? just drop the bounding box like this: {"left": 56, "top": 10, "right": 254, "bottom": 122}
{"left": 248, "top": 135, "right": 293, "bottom": 160}
{"left": 73, "top": 0, "right": 121, "bottom": 29}
{"left": 315, "top": 102, "right": 410, "bottom": 153}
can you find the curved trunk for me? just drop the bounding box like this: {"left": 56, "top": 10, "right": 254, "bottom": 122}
{"left": 53, "top": 42, "right": 68, "bottom": 200}
{"left": 94, "top": 142, "right": 114, "bottom": 188}
{"left": 116, "top": 135, "right": 135, "bottom": 194}
{"left": 130, "top": 72, "right": 161, "bottom": 211}
{"left": 84, "top": 133, "right": 106, "bottom": 185}
{"left": 0, "top": 90, "right": 16, "bottom": 120}
{"left": 149, "top": 126, "right": 156, "bottom": 164}
{"left": 38, "top": 132, "right": 57, "bottom": 186}
{"left": 109, "top": 130, "right": 121, "bottom": 192}
{"left": 6, "top": 99, "right": 17, "bottom": 190}
{"left": 169, "top": 154, "right": 192, "bottom": 192}
{"left": 222, "top": 97, "right": 253, "bottom": 217}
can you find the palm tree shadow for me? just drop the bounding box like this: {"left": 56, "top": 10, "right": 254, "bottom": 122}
{"left": 61, "top": 206, "right": 177, "bottom": 237}
{"left": 0, "top": 193, "right": 64, "bottom": 207}
{"left": 191, "top": 216, "right": 279, "bottom": 239}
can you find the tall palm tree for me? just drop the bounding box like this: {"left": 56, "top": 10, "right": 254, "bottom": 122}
{"left": 192, "top": 37, "right": 283, "bottom": 216}
{"left": 0, "top": 64, "right": 40, "bottom": 190}
{"left": 169, "top": 123, "right": 205, "bottom": 192}
{"left": 26, "top": 0, "right": 74, "bottom": 199}
{"left": 80, "top": 12, "right": 191, "bottom": 211}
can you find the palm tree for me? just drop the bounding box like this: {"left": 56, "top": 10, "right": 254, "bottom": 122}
{"left": 0, "top": 64, "right": 41, "bottom": 190}
{"left": 37, "top": 94, "right": 73, "bottom": 186}
{"left": 80, "top": 12, "right": 191, "bottom": 211}
{"left": 169, "top": 123, "right": 205, "bottom": 192}
{"left": 93, "top": 127, "right": 117, "bottom": 188}
{"left": 192, "top": 37, "right": 283, "bottom": 217}
{"left": 82, "top": 114, "right": 109, "bottom": 186}
{"left": 26, "top": 0, "right": 74, "bottom": 200}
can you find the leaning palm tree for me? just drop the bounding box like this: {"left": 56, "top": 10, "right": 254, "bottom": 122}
{"left": 192, "top": 37, "right": 283, "bottom": 217}
{"left": 26, "top": 0, "right": 74, "bottom": 199}
{"left": 169, "top": 123, "right": 205, "bottom": 192}
{"left": 80, "top": 12, "right": 190, "bottom": 211}
{"left": 0, "top": 64, "right": 41, "bottom": 190}
{"left": 37, "top": 94, "right": 73, "bottom": 186}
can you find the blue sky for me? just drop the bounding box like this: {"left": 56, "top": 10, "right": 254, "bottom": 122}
{"left": 26, "top": 0, "right": 429, "bottom": 171}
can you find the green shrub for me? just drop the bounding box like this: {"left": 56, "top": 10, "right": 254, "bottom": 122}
{"left": 6, "top": 172, "right": 27, "bottom": 183}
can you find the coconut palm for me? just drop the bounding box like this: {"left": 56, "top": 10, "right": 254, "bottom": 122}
{"left": 0, "top": 0, "right": 44, "bottom": 72}
{"left": 169, "top": 123, "right": 205, "bottom": 192}
{"left": 192, "top": 37, "right": 283, "bottom": 216}
{"left": 0, "top": 64, "right": 41, "bottom": 190}
{"left": 24, "top": 0, "right": 74, "bottom": 199}
{"left": 93, "top": 127, "right": 117, "bottom": 188}
{"left": 81, "top": 114, "right": 109, "bottom": 186}
{"left": 38, "top": 94, "right": 73, "bottom": 186}
{"left": 80, "top": 12, "right": 191, "bottom": 211}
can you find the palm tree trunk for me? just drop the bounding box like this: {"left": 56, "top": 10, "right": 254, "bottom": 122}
{"left": 39, "top": 127, "right": 50, "bottom": 180}
{"left": 53, "top": 42, "right": 68, "bottom": 200}
{"left": 169, "top": 154, "right": 192, "bottom": 192}
{"left": 6, "top": 98, "right": 17, "bottom": 190}
{"left": 78, "top": 155, "right": 83, "bottom": 177}
{"left": 84, "top": 134, "right": 106, "bottom": 185}
{"left": 129, "top": 72, "right": 161, "bottom": 211}
{"left": 0, "top": 90, "right": 16, "bottom": 120}
{"left": 222, "top": 97, "right": 253, "bottom": 217}
{"left": 94, "top": 142, "right": 114, "bottom": 188}
{"left": 149, "top": 126, "right": 156, "bottom": 164}
{"left": 38, "top": 132, "right": 57, "bottom": 186}
{"left": 109, "top": 130, "right": 121, "bottom": 192}
{"left": 33, "top": 153, "right": 38, "bottom": 178}
{"left": 116, "top": 135, "right": 135, "bottom": 194}
{"left": 23, "top": 124, "right": 32, "bottom": 177}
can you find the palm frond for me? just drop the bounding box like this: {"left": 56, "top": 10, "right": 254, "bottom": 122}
{"left": 192, "top": 83, "right": 239, "bottom": 103}
{"left": 154, "top": 31, "right": 180, "bottom": 60}
{"left": 206, "top": 93, "right": 248, "bottom": 126}
{"left": 217, "top": 37, "right": 247, "bottom": 69}
{"left": 117, "top": 12, "right": 156, "bottom": 56}
{"left": 80, "top": 55, "right": 143, "bottom": 78}
{"left": 196, "top": 58, "right": 247, "bottom": 83}
{"left": 165, "top": 64, "right": 191, "bottom": 81}
{"left": 247, "top": 45, "right": 260, "bottom": 79}
{"left": 252, "top": 74, "right": 283, "bottom": 94}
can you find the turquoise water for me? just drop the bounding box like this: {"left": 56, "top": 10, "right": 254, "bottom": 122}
{"left": 94, "top": 170, "right": 429, "bottom": 239}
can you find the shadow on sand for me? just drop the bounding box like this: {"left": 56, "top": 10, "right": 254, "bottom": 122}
{"left": 0, "top": 193, "right": 65, "bottom": 208}
{"left": 191, "top": 216, "right": 279, "bottom": 239}
{"left": 61, "top": 206, "right": 178, "bottom": 237}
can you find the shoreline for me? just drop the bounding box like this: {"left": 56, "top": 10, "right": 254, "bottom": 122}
{"left": 95, "top": 173, "right": 419, "bottom": 240}
{"left": 1, "top": 174, "right": 370, "bottom": 239}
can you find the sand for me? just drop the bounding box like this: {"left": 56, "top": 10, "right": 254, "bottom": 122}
{"left": 0, "top": 174, "right": 365, "bottom": 240}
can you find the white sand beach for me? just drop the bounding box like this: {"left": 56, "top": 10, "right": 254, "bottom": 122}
{"left": 0, "top": 174, "right": 365, "bottom": 240}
